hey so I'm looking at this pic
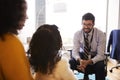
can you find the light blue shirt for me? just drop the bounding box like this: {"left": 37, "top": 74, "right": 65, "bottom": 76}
{"left": 72, "top": 27, "right": 106, "bottom": 64}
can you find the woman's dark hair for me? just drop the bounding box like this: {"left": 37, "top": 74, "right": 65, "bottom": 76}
{"left": 82, "top": 12, "right": 95, "bottom": 24}
{"left": 0, "top": 0, "right": 27, "bottom": 39}
{"left": 27, "top": 24, "right": 62, "bottom": 74}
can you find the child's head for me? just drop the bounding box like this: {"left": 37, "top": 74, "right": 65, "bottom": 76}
{"left": 28, "top": 24, "right": 62, "bottom": 74}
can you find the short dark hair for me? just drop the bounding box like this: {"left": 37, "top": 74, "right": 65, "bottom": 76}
{"left": 82, "top": 12, "right": 95, "bottom": 24}
{"left": 0, "top": 0, "right": 27, "bottom": 39}
{"left": 27, "top": 24, "right": 62, "bottom": 74}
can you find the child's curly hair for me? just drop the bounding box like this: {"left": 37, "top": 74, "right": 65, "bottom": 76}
{"left": 27, "top": 24, "right": 62, "bottom": 74}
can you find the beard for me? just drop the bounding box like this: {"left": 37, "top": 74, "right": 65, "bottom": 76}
{"left": 83, "top": 28, "right": 93, "bottom": 33}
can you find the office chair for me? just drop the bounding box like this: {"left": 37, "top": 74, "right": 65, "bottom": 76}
{"left": 107, "top": 29, "right": 120, "bottom": 73}
{"left": 68, "top": 49, "right": 108, "bottom": 80}
{"left": 109, "top": 60, "right": 120, "bottom": 73}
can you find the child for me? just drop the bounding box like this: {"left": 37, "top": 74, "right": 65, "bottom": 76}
{"left": 27, "top": 24, "right": 77, "bottom": 80}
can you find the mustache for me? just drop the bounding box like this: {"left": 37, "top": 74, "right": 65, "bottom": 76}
{"left": 83, "top": 28, "right": 92, "bottom": 33}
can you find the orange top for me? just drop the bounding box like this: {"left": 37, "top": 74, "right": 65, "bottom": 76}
{"left": 0, "top": 33, "right": 33, "bottom": 80}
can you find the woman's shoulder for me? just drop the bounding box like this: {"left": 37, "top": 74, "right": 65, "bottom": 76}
{"left": 1, "top": 33, "right": 22, "bottom": 45}
{"left": 7, "top": 33, "right": 24, "bottom": 48}
{"left": 0, "top": 33, "right": 25, "bottom": 57}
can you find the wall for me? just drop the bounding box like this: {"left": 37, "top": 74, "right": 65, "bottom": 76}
{"left": 106, "top": 0, "right": 120, "bottom": 39}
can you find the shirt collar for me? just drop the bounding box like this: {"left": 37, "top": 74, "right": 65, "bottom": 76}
{"left": 88, "top": 28, "right": 93, "bottom": 36}
{"left": 83, "top": 28, "right": 94, "bottom": 37}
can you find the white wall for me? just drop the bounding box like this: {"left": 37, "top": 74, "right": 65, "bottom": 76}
{"left": 18, "top": 0, "right": 35, "bottom": 51}
{"left": 106, "top": 0, "right": 120, "bottom": 41}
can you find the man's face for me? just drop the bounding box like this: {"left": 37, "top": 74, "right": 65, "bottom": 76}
{"left": 82, "top": 20, "right": 94, "bottom": 33}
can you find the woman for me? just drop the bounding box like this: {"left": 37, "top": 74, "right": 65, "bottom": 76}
{"left": 27, "top": 24, "right": 77, "bottom": 80}
{"left": 0, "top": 0, "right": 33, "bottom": 80}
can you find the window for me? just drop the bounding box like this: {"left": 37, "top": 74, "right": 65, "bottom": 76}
{"left": 19, "top": 0, "right": 108, "bottom": 51}
{"left": 45, "top": 0, "right": 107, "bottom": 49}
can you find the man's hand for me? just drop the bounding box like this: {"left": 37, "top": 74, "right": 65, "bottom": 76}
{"left": 77, "top": 59, "right": 93, "bottom": 72}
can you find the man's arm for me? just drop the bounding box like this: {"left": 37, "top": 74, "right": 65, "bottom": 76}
{"left": 72, "top": 31, "right": 81, "bottom": 60}
{"left": 92, "top": 31, "right": 106, "bottom": 64}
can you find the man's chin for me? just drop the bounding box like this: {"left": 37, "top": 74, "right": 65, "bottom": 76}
{"left": 84, "top": 29, "right": 92, "bottom": 33}
{"left": 84, "top": 30, "right": 90, "bottom": 33}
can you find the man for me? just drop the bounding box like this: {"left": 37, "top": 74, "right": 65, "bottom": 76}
{"left": 69, "top": 13, "right": 106, "bottom": 80}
